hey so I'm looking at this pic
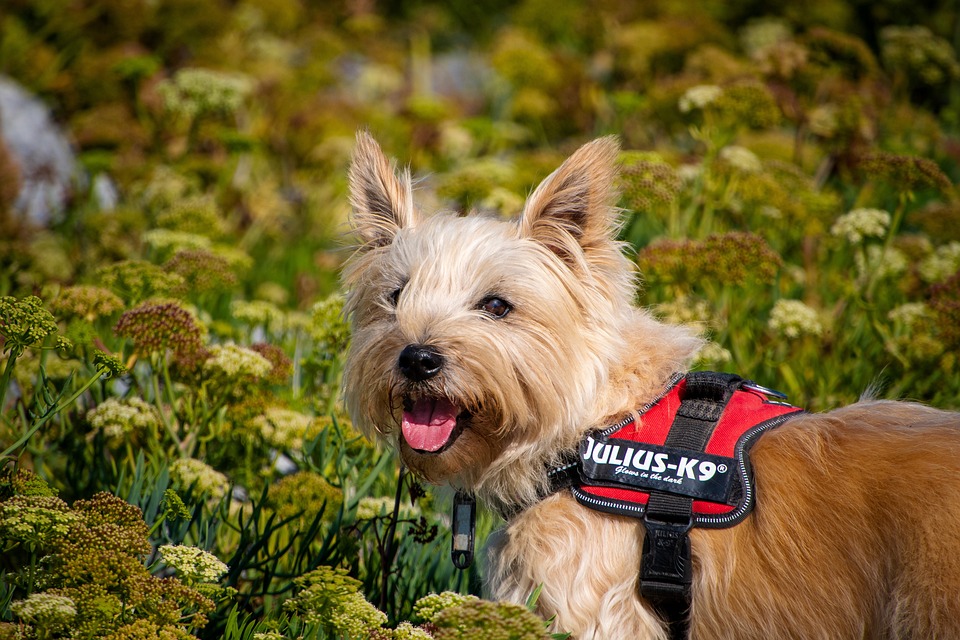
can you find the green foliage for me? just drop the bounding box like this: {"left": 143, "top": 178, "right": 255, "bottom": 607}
{"left": 2, "top": 1, "right": 960, "bottom": 638}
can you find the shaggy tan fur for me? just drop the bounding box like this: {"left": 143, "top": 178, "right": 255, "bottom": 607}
{"left": 341, "top": 131, "right": 960, "bottom": 639}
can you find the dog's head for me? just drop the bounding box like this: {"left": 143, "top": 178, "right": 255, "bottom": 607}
{"left": 341, "top": 133, "right": 698, "bottom": 501}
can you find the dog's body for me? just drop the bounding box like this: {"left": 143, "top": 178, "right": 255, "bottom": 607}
{"left": 341, "top": 133, "right": 960, "bottom": 639}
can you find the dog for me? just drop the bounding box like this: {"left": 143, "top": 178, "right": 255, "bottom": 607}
{"left": 341, "top": 132, "right": 960, "bottom": 639}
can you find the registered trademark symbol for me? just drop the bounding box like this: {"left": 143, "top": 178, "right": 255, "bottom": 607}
{"left": 717, "top": 464, "right": 728, "bottom": 473}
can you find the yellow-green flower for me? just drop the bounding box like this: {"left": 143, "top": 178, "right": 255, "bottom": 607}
{"left": 159, "top": 544, "right": 229, "bottom": 584}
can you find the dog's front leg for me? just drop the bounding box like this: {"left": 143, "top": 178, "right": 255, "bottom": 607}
{"left": 485, "top": 493, "right": 669, "bottom": 639}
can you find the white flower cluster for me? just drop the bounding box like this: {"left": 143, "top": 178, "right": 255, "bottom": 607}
{"left": 169, "top": 458, "right": 230, "bottom": 501}
{"left": 888, "top": 302, "right": 931, "bottom": 328}
{"left": 655, "top": 295, "right": 712, "bottom": 328}
{"left": 11, "top": 593, "right": 77, "bottom": 631}
{"left": 204, "top": 344, "right": 273, "bottom": 380}
{"left": 252, "top": 407, "right": 316, "bottom": 450}
{"left": 159, "top": 544, "right": 229, "bottom": 584}
{"left": 696, "top": 341, "right": 733, "bottom": 365}
{"left": 158, "top": 68, "right": 253, "bottom": 119}
{"left": 768, "top": 299, "right": 824, "bottom": 339}
{"left": 88, "top": 397, "right": 162, "bottom": 439}
{"left": 918, "top": 241, "right": 960, "bottom": 283}
{"left": 830, "top": 208, "right": 891, "bottom": 244}
{"left": 719, "top": 145, "right": 763, "bottom": 173}
{"left": 679, "top": 84, "right": 722, "bottom": 113}
{"left": 855, "top": 245, "right": 908, "bottom": 281}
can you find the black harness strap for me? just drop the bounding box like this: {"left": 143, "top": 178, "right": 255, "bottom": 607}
{"left": 640, "top": 372, "right": 742, "bottom": 640}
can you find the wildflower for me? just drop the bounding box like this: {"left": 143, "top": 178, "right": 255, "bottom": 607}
{"left": 266, "top": 471, "right": 343, "bottom": 524}
{"left": 97, "top": 260, "right": 185, "bottom": 304}
{"left": 711, "top": 83, "right": 781, "bottom": 129}
{"left": 250, "top": 343, "right": 293, "bottom": 385}
{"left": 768, "top": 300, "right": 823, "bottom": 339}
{"left": 855, "top": 246, "right": 908, "bottom": 281}
{"left": 491, "top": 29, "right": 560, "bottom": 91}
{"left": 804, "top": 27, "right": 878, "bottom": 79}
{"left": 0, "top": 495, "right": 76, "bottom": 549}
{"left": 719, "top": 146, "right": 762, "bottom": 173}
{"left": 678, "top": 84, "right": 722, "bottom": 112}
{"left": 413, "top": 592, "right": 481, "bottom": 624}
{"left": 11, "top": 593, "right": 77, "bottom": 633}
{"left": 51, "top": 286, "right": 124, "bottom": 321}
{"left": 169, "top": 459, "right": 230, "bottom": 501}
{"left": 159, "top": 544, "right": 229, "bottom": 584}
{"left": 881, "top": 25, "right": 960, "bottom": 88}
{"left": 140, "top": 165, "right": 200, "bottom": 212}
{"left": 655, "top": 296, "right": 712, "bottom": 328}
{"left": 155, "top": 195, "right": 226, "bottom": 236}
{"left": 87, "top": 397, "right": 162, "bottom": 440}
{"left": 929, "top": 271, "right": 960, "bottom": 349}
{"left": 204, "top": 344, "right": 272, "bottom": 381}
{"left": 71, "top": 492, "right": 151, "bottom": 545}
{"left": 311, "top": 294, "right": 351, "bottom": 357}
{"left": 0, "top": 295, "right": 59, "bottom": 357}
{"left": 230, "top": 299, "right": 287, "bottom": 333}
{"left": 807, "top": 105, "right": 839, "bottom": 138}
{"left": 253, "top": 633, "right": 287, "bottom": 640}
{"left": 739, "top": 18, "right": 792, "bottom": 57}
{"left": 114, "top": 301, "right": 205, "bottom": 361}
{"left": 391, "top": 622, "right": 434, "bottom": 640}
{"left": 0, "top": 467, "right": 57, "bottom": 499}
{"left": 619, "top": 152, "right": 681, "bottom": 211}
{"left": 142, "top": 228, "right": 212, "bottom": 257}
{"left": 704, "top": 232, "right": 782, "bottom": 285}
{"left": 918, "top": 242, "right": 960, "bottom": 283}
{"left": 283, "top": 566, "right": 387, "bottom": 637}
{"left": 431, "top": 599, "right": 549, "bottom": 640}
{"left": 857, "top": 152, "right": 953, "bottom": 196}
{"left": 93, "top": 351, "right": 128, "bottom": 378}
{"left": 436, "top": 160, "right": 513, "bottom": 211}
{"left": 888, "top": 303, "right": 931, "bottom": 328}
{"left": 754, "top": 40, "right": 809, "bottom": 79}
{"left": 695, "top": 341, "right": 732, "bottom": 365}
{"left": 356, "top": 496, "right": 420, "bottom": 521}
{"left": 830, "top": 208, "right": 891, "bottom": 244}
{"left": 252, "top": 407, "right": 317, "bottom": 450}
{"left": 164, "top": 249, "right": 237, "bottom": 297}
{"left": 161, "top": 489, "right": 191, "bottom": 521}
{"left": 157, "top": 68, "right": 253, "bottom": 120}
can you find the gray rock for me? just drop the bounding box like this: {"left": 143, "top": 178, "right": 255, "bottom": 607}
{"left": 0, "top": 76, "right": 78, "bottom": 224}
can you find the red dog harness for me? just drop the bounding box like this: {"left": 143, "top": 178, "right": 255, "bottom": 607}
{"left": 451, "top": 372, "right": 804, "bottom": 639}
{"left": 550, "top": 371, "right": 803, "bottom": 639}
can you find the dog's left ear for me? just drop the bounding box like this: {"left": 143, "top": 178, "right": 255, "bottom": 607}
{"left": 348, "top": 131, "right": 419, "bottom": 250}
{"left": 518, "top": 136, "right": 620, "bottom": 267}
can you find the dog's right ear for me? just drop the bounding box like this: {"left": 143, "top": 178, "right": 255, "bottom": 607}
{"left": 348, "top": 131, "right": 418, "bottom": 249}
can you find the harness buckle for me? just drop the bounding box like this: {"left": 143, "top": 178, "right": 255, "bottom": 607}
{"left": 640, "top": 515, "right": 693, "bottom": 600}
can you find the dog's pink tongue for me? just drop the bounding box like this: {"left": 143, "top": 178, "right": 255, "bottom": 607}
{"left": 402, "top": 397, "right": 459, "bottom": 452}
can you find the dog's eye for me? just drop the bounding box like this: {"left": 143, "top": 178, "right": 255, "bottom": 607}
{"left": 479, "top": 297, "right": 511, "bottom": 318}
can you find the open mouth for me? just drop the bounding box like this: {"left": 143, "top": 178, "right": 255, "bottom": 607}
{"left": 401, "top": 395, "right": 468, "bottom": 454}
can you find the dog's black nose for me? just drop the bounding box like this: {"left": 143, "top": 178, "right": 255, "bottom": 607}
{"left": 398, "top": 344, "right": 444, "bottom": 381}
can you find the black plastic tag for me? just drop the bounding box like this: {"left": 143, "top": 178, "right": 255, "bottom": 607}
{"left": 451, "top": 491, "right": 475, "bottom": 570}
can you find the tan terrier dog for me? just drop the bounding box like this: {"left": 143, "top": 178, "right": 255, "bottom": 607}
{"left": 341, "top": 132, "right": 960, "bottom": 639}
